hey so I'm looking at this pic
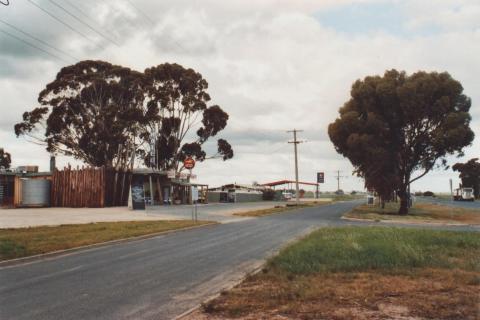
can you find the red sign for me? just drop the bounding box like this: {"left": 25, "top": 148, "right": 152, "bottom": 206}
{"left": 184, "top": 157, "right": 195, "bottom": 169}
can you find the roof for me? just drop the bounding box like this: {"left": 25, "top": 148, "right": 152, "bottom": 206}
{"left": 0, "top": 171, "right": 52, "bottom": 177}
{"left": 209, "top": 183, "right": 264, "bottom": 191}
{"left": 261, "top": 180, "right": 319, "bottom": 187}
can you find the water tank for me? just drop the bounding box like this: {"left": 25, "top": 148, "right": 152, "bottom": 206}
{"left": 21, "top": 179, "right": 51, "bottom": 207}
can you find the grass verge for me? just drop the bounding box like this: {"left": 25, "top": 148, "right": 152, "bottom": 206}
{"left": 344, "top": 202, "right": 480, "bottom": 225}
{"left": 233, "top": 201, "right": 330, "bottom": 217}
{"left": 0, "top": 220, "right": 212, "bottom": 261}
{"left": 192, "top": 227, "right": 480, "bottom": 320}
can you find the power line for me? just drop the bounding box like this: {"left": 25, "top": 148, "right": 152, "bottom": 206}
{"left": 26, "top": 0, "right": 105, "bottom": 49}
{"left": 0, "top": 19, "right": 79, "bottom": 61}
{"left": 63, "top": 0, "right": 120, "bottom": 42}
{"left": 47, "top": 0, "right": 119, "bottom": 46}
{"left": 0, "top": 29, "right": 69, "bottom": 63}
{"left": 123, "top": 0, "right": 187, "bottom": 53}
{"left": 125, "top": 0, "right": 155, "bottom": 26}
{"left": 334, "top": 170, "right": 349, "bottom": 191}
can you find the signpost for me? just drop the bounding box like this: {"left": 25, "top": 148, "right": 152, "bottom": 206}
{"left": 316, "top": 172, "right": 324, "bottom": 198}
{"left": 130, "top": 175, "right": 145, "bottom": 210}
{"left": 183, "top": 157, "right": 197, "bottom": 221}
{"left": 317, "top": 172, "right": 324, "bottom": 183}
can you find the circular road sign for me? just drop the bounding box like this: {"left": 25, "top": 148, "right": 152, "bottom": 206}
{"left": 184, "top": 157, "right": 195, "bottom": 169}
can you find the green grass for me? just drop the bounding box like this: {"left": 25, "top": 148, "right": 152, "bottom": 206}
{"left": 268, "top": 227, "right": 480, "bottom": 275}
{"left": 345, "top": 202, "right": 480, "bottom": 224}
{"left": 0, "top": 220, "right": 213, "bottom": 261}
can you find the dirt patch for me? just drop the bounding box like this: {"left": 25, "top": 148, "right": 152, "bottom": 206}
{"left": 184, "top": 269, "right": 480, "bottom": 320}
{"left": 234, "top": 202, "right": 330, "bottom": 217}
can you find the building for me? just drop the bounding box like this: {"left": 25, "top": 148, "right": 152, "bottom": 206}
{"left": 208, "top": 183, "right": 264, "bottom": 203}
{"left": 261, "top": 179, "right": 320, "bottom": 200}
{"left": 0, "top": 167, "right": 52, "bottom": 208}
{"left": 133, "top": 168, "right": 208, "bottom": 206}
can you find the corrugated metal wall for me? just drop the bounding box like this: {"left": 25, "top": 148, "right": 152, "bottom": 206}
{"left": 21, "top": 179, "right": 51, "bottom": 207}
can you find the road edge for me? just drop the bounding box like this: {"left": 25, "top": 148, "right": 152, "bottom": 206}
{"left": 0, "top": 222, "right": 218, "bottom": 268}
{"left": 174, "top": 225, "right": 320, "bottom": 320}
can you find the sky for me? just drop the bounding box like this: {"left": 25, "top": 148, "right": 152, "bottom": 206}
{"left": 0, "top": 0, "right": 479, "bottom": 193}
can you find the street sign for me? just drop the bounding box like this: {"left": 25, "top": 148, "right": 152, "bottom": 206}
{"left": 317, "top": 172, "right": 324, "bottom": 183}
{"left": 184, "top": 157, "right": 195, "bottom": 169}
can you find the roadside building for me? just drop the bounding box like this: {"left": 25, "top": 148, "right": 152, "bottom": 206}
{"left": 0, "top": 166, "right": 52, "bottom": 208}
{"left": 261, "top": 180, "right": 319, "bottom": 200}
{"left": 133, "top": 168, "right": 208, "bottom": 206}
{"left": 208, "top": 183, "right": 264, "bottom": 203}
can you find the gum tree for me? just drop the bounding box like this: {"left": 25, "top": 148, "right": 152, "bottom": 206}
{"left": 14, "top": 60, "right": 147, "bottom": 169}
{"left": 329, "top": 70, "right": 474, "bottom": 214}
{"left": 142, "top": 63, "right": 233, "bottom": 171}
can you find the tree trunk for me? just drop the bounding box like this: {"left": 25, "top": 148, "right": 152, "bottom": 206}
{"left": 397, "top": 185, "right": 409, "bottom": 215}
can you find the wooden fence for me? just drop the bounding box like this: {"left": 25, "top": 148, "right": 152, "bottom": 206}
{"left": 51, "top": 166, "right": 132, "bottom": 208}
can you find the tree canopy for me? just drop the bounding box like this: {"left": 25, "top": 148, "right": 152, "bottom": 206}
{"left": 453, "top": 158, "right": 480, "bottom": 199}
{"left": 15, "top": 60, "right": 233, "bottom": 171}
{"left": 0, "top": 148, "right": 11, "bottom": 169}
{"left": 328, "top": 69, "right": 474, "bottom": 214}
{"left": 142, "top": 63, "right": 233, "bottom": 171}
{"left": 14, "top": 60, "right": 146, "bottom": 168}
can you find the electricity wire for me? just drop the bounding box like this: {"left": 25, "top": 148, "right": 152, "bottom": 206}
{"left": 47, "top": 0, "right": 119, "bottom": 46}
{"left": 0, "top": 29, "right": 69, "bottom": 63}
{"left": 0, "top": 18, "right": 79, "bottom": 61}
{"left": 26, "top": 0, "right": 106, "bottom": 50}
{"left": 63, "top": 0, "right": 119, "bottom": 42}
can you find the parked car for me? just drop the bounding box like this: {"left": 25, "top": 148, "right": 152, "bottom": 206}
{"left": 282, "top": 192, "right": 293, "bottom": 200}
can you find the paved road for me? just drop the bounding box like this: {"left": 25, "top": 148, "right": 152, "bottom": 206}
{"left": 0, "top": 201, "right": 477, "bottom": 320}
{"left": 146, "top": 201, "right": 291, "bottom": 223}
{"left": 417, "top": 196, "right": 480, "bottom": 209}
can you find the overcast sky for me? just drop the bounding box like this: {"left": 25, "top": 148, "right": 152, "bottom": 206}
{"left": 0, "top": 0, "right": 479, "bottom": 192}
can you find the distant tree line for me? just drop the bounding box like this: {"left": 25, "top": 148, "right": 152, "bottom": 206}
{"left": 15, "top": 60, "right": 233, "bottom": 171}
{"left": 329, "top": 70, "right": 475, "bottom": 214}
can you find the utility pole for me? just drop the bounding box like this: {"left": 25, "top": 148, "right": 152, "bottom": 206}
{"left": 335, "top": 170, "right": 348, "bottom": 192}
{"left": 287, "top": 129, "right": 304, "bottom": 206}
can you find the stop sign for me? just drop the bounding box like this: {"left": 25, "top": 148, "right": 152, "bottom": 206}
{"left": 184, "top": 157, "right": 195, "bottom": 169}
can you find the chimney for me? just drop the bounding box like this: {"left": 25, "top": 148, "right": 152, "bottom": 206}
{"left": 50, "top": 156, "right": 56, "bottom": 172}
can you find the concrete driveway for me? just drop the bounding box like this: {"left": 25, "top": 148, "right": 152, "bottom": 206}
{"left": 0, "top": 202, "right": 290, "bottom": 228}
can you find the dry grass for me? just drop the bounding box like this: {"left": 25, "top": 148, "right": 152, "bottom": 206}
{"left": 197, "top": 269, "right": 480, "bottom": 320}
{"left": 186, "top": 227, "right": 480, "bottom": 320}
{"left": 234, "top": 201, "right": 330, "bottom": 217}
{"left": 0, "top": 220, "right": 213, "bottom": 261}
{"left": 345, "top": 202, "right": 480, "bottom": 225}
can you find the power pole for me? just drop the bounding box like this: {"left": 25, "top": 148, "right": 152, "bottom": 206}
{"left": 335, "top": 170, "right": 347, "bottom": 192}
{"left": 336, "top": 170, "right": 340, "bottom": 191}
{"left": 287, "top": 129, "right": 304, "bottom": 206}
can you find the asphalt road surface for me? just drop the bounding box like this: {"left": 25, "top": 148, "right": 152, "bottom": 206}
{"left": 417, "top": 196, "right": 480, "bottom": 209}
{"left": 0, "top": 201, "right": 477, "bottom": 320}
